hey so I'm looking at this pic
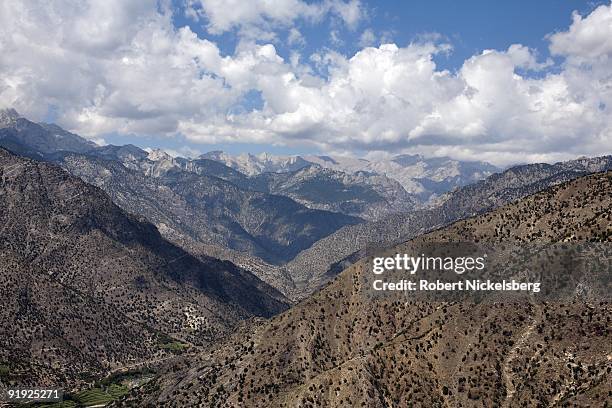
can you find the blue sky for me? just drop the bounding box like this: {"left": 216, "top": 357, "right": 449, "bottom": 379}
{"left": 361, "top": 1, "right": 606, "bottom": 70}
{"left": 2, "top": 0, "right": 612, "bottom": 164}
{"left": 169, "top": 0, "right": 606, "bottom": 70}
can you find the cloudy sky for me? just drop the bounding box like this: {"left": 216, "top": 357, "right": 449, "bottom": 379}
{"left": 1, "top": 0, "right": 611, "bottom": 165}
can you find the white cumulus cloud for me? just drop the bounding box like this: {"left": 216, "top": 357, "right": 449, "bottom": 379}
{"left": 0, "top": 1, "right": 611, "bottom": 166}
{"left": 549, "top": 4, "right": 612, "bottom": 61}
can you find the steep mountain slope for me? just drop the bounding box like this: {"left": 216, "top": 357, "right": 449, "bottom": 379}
{"left": 0, "top": 148, "right": 288, "bottom": 388}
{"left": 53, "top": 151, "right": 360, "bottom": 265}
{"left": 158, "top": 169, "right": 361, "bottom": 263}
{"left": 284, "top": 156, "right": 612, "bottom": 298}
{"left": 123, "top": 171, "right": 611, "bottom": 407}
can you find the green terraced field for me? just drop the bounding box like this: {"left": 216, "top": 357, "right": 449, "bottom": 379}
{"left": 159, "top": 341, "right": 189, "bottom": 352}
{"left": 106, "top": 384, "right": 129, "bottom": 399}
{"left": 74, "top": 388, "right": 114, "bottom": 406}
{"left": 35, "top": 379, "right": 133, "bottom": 407}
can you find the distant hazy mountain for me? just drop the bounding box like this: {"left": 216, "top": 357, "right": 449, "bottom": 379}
{"left": 123, "top": 171, "right": 611, "bottom": 407}
{"left": 144, "top": 150, "right": 416, "bottom": 220}
{"left": 203, "top": 150, "right": 500, "bottom": 202}
{"left": 201, "top": 150, "right": 311, "bottom": 175}
{"left": 124, "top": 148, "right": 612, "bottom": 301}
{"left": 0, "top": 148, "right": 288, "bottom": 388}
{"left": 309, "top": 153, "right": 500, "bottom": 200}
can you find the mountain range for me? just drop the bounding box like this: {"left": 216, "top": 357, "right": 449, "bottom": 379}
{"left": 56, "top": 150, "right": 361, "bottom": 265}
{"left": 202, "top": 149, "right": 500, "bottom": 202}
{"left": 0, "top": 108, "right": 610, "bottom": 405}
{"left": 144, "top": 150, "right": 416, "bottom": 221}
{"left": 282, "top": 154, "right": 612, "bottom": 298}
{"left": 119, "top": 170, "right": 612, "bottom": 407}
{"left": 2, "top": 108, "right": 611, "bottom": 299}
{"left": 0, "top": 111, "right": 362, "bottom": 266}
{"left": 0, "top": 108, "right": 500, "bottom": 295}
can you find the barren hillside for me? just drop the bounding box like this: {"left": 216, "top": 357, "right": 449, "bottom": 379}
{"left": 122, "top": 171, "right": 611, "bottom": 407}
